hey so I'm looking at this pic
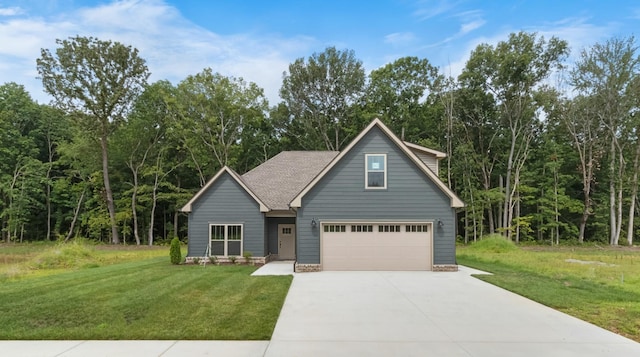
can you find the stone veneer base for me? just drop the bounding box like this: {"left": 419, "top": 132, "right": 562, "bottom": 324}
{"left": 433, "top": 264, "right": 459, "bottom": 272}
{"left": 184, "top": 254, "right": 276, "bottom": 266}
{"left": 294, "top": 263, "right": 322, "bottom": 272}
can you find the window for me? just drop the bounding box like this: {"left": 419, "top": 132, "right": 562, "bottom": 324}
{"left": 378, "top": 224, "right": 401, "bottom": 233}
{"left": 406, "top": 224, "right": 429, "bottom": 233}
{"left": 209, "top": 224, "right": 243, "bottom": 256}
{"left": 351, "top": 224, "right": 373, "bottom": 232}
{"left": 282, "top": 227, "right": 292, "bottom": 235}
{"left": 366, "top": 154, "right": 387, "bottom": 189}
{"left": 323, "top": 224, "right": 346, "bottom": 233}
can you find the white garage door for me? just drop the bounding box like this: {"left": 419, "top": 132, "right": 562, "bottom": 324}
{"left": 321, "top": 223, "right": 432, "bottom": 271}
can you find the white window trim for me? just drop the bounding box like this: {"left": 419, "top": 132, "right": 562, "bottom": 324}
{"left": 365, "top": 153, "right": 387, "bottom": 189}
{"left": 209, "top": 223, "right": 243, "bottom": 257}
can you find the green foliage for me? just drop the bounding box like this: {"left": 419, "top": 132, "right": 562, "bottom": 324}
{"left": 31, "top": 240, "right": 95, "bottom": 269}
{"left": 171, "top": 68, "right": 269, "bottom": 185}
{"left": 37, "top": 35, "right": 150, "bottom": 245}
{"left": 280, "top": 46, "right": 366, "bottom": 150}
{"left": 365, "top": 56, "right": 443, "bottom": 142}
{"left": 169, "top": 237, "right": 181, "bottom": 265}
{"left": 243, "top": 251, "right": 253, "bottom": 264}
{"left": 2, "top": 31, "right": 640, "bottom": 249}
{"left": 466, "top": 234, "right": 519, "bottom": 253}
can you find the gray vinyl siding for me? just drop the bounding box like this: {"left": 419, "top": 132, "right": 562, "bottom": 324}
{"left": 412, "top": 150, "right": 439, "bottom": 175}
{"left": 186, "top": 173, "right": 265, "bottom": 257}
{"left": 297, "top": 126, "right": 456, "bottom": 265}
{"left": 266, "top": 217, "right": 296, "bottom": 256}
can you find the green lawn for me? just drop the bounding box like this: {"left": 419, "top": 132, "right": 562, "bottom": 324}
{"left": 457, "top": 239, "right": 640, "bottom": 342}
{"left": 0, "top": 253, "right": 292, "bottom": 340}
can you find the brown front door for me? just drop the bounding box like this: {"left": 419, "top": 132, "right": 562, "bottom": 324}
{"left": 278, "top": 224, "right": 296, "bottom": 260}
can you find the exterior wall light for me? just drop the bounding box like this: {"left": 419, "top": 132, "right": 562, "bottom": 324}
{"left": 438, "top": 219, "right": 444, "bottom": 228}
{"left": 311, "top": 218, "right": 318, "bottom": 227}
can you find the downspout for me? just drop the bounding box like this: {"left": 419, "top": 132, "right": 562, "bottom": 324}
{"left": 290, "top": 206, "right": 298, "bottom": 273}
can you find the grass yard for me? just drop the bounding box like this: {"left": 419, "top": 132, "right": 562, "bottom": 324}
{"left": 0, "top": 241, "right": 169, "bottom": 281}
{"left": 0, "top": 243, "right": 292, "bottom": 340}
{"left": 457, "top": 238, "right": 640, "bottom": 342}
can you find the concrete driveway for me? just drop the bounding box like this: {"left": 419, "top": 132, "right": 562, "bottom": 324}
{"left": 265, "top": 266, "right": 640, "bottom": 357}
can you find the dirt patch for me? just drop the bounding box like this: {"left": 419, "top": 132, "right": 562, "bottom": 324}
{"left": 94, "top": 245, "right": 167, "bottom": 251}
{"left": 565, "top": 258, "right": 617, "bottom": 266}
{"left": 522, "top": 245, "right": 640, "bottom": 252}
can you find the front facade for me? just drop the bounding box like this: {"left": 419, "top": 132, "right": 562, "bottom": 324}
{"left": 181, "top": 119, "right": 464, "bottom": 271}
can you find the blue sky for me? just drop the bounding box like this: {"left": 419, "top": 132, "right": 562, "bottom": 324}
{"left": 0, "top": 0, "right": 638, "bottom": 105}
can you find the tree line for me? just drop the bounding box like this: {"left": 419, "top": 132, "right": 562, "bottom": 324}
{"left": 1, "top": 32, "right": 638, "bottom": 245}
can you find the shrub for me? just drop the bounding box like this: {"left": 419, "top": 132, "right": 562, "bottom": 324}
{"left": 243, "top": 251, "right": 253, "bottom": 264}
{"left": 169, "top": 238, "right": 181, "bottom": 265}
{"left": 229, "top": 256, "right": 237, "bottom": 264}
{"left": 468, "top": 234, "right": 519, "bottom": 253}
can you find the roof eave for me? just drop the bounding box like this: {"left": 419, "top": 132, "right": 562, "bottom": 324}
{"left": 403, "top": 141, "right": 447, "bottom": 159}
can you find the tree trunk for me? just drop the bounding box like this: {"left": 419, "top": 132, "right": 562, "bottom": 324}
{"left": 174, "top": 178, "right": 181, "bottom": 239}
{"left": 487, "top": 204, "right": 495, "bottom": 234}
{"left": 46, "top": 131, "right": 55, "bottom": 241}
{"left": 515, "top": 192, "right": 520, "bottom": 243}
{"left": 503, "top": 133, "right": 516, "bottom": 239}
{"left": 131, "top": 168, "right": 140, "bottom": 245}
{"left": 174, "top": 210, "right": 179, "bottom": 239}
{"left": 626, "top": 140, "right": 640, "bottom": 246}
{"left": 100, "top": 136, "right": 120, "bottom": 244}
{"left": 469, "top": 181, "right": 478, "bottom": 242}
{"left": 609, "top": 137, "right": 617, "bottom": 245}
{"left": 615, "top": 149, "right": 624, "bottom": 245}
{"left": 65, "top": 189, "right": 85, "bottom": 242}
{"left": 554, "top": 164, "right": 560, "bottom": 245}
{"left": 148, "top": 157, "right": 162, "bottom": 246}
{"left": 498, "top": 175, "right": 504, "bottom": 231}
{"left": 148, "top": 179, "right": 158, "bottom": 246}
{"left": 45, "top": 165, "right": 52, "bottom": 241}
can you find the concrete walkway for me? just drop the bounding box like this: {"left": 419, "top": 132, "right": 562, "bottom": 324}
{"left": 250, "top": 260, "right": 295, "bottom": 276}
{"left": 2, "top": 265, "right": 639, "bottom": 356}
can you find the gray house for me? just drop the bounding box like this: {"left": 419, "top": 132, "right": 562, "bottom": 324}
{"left": 180, "top": 119, "right": 464, "bottom": 271}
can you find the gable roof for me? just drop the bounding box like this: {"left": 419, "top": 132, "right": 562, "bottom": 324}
{"left": 180, "top": 166, "right": 269, "bottom": 213}
{"left": 290, "top": 118, "right": 465, "bottom": 208}
{"left": 241, "top": 151, "right": 339, "bottom": 210}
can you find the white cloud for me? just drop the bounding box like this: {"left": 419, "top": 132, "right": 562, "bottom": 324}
{"left": 440, "top": 17, "right": 620, "bottom": 82}
{"left": 0, "top": 0, "right": 316, "bottom": 105}
{"left": 413, "top": 0, "right": 459, "bottom": 20}
{"left": 384, "top": 32, "right": 417, "bottom": 46}
{"left": 460, "top": 19, "right": 485, "bottom": 35}
{"left": 0, "top": 7, "right": 23, "bottom": 16}
{"left": 534, "top": 17, "right": 618, "bottom": 56}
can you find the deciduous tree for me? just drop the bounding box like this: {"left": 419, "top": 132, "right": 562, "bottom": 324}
{"left": 37, "top": 36, "right": 150, "bottom": 244}
{"left": 280, "top": 46, "right": 366, "bottom": 150}
{"left": 460, "top": 32, "right": 569, "bottom": 238}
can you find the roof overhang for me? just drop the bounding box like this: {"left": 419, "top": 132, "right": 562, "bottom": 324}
{"left": 403, "top": 141, "right": 447, "bottom": 159}
{"left": 180, "top": 166, "right": 270, "bottom": 213}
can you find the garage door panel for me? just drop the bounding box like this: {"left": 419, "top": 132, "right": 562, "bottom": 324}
{"left": 322, "top": 223, "right": 432, "bottom": 271}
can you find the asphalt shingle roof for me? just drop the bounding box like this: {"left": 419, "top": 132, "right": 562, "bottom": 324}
{"left": 242, "top": 151, "right": 339, "bottom": 210}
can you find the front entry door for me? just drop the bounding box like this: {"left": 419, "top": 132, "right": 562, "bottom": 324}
{"left": 278, "top": 224, "right": 296, "bottom": 260}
